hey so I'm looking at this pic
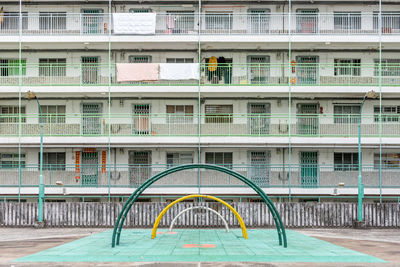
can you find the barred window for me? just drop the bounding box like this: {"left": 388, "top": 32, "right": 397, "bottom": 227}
{"left": 334, "top": 59, "right": 361, "bottom": 76}
{"left": 0, "top": 153, "right": 25, "bottom": 168}
{"left": 334, "top": 153, "right": 359, "bottom": 171}
{"left": 0, "top": 106, "right": 26, "bottom": 123}
{"left": 41, "top": 105, "right": 66, "bottom": 123}
{"left": 205, "top": 152, "right": 232, "bottom": 168}
{"left": 205, "top": 105, "right": 233, "bottom": 123}
{"left": 334, "top": 105, "right": 360, "bottom": 124}
{"left": 374, "top": 59, "right": 400, "bottom": 76}
{"left": 374, "top": 153, "right": 400, "bottom": 168}
{"left": 374, "top": 106, "right": 400, "bottom": 122}
{"left": 39, "top": 58, "right": 66, "bottom": 77}
{"left": 39, "top": 152, "right": 66, "bottom": 170}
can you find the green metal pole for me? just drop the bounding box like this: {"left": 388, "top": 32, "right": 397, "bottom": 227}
{"left": 357, "top": 99, "right": 366, "bottom": 222}
{"left": 37, "top": 98, "right": 44, "bottom": 223}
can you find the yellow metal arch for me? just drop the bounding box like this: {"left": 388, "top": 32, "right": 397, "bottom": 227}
{"left": 152, "top": 194, "right": 248, "bottom": 239}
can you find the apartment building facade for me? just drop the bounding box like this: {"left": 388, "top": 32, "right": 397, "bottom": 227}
{"left": 0, "top": 0, "right": 399, "bottom": 202}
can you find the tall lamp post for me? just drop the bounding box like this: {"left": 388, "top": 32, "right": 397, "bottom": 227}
{"left": 27, "top": 91, "right": 44, "bottom": 223}
{"left": 358, "top": 90, "right": 379, "bottom": 223}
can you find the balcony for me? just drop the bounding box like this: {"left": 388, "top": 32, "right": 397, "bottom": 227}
{"left": 0, "top": 113, "right": 397, "bottom": 138}
{"left": 0, "top": 164, "right": 397, "bottom": 189}
{"left": 0, "top": 12, "right": 399, "bottom": 36}
{"left": 1, "top": 63, "right": 399, "bottom": 87}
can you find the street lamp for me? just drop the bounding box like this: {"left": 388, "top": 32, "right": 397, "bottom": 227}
{"left": 358, "top": 90, "right": 379, "bottom": 223}
{"left": 26, "top": 91, "right": 44, "bottom": 223}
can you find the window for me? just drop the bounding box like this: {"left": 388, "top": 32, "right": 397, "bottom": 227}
{"left": 0, "top": 106, "right": 26, "bottom": 123}
{"left": 334, "top": 153, "right": 358, "bottom": 171}
{"left": 374, "top": 153, "right": 400, "bottom": 168}
{"left": 39, "top": 12, "right": 66, "bottom": 30}
{"left": 1, "top": 12, "right": 28, "bottom": 30}
{"left": 42, "top": 105, "right": 66, "bottom": 123}
{"left": 166, "top": 11, "right": 195, "bottom": 31}
{"left": 374, "top": 59, "right": 400, "bottom": 76}
{"left": 39, "top": 58, "right": 66, "bottom": 77}
{"left": 334, "top": 12, "right": 361, "bottom": 30}
{"left": 334, "top": 105, "right": 360, "bottom": 124}
{"left": 39, "top": 152, "right": 66, "bottom": 170}
{"left": 205, "top": 152, "right": 233, "bottom": 168}
{"left": 129, "top": 9, "right": 152, "bottom": 13}
{"left": 166, "top": 58, "right": 194, "bottom": 63}
{"left": 166, "top": 105, "right": 193, "bottom": 123}
{"left": 166, "top": 152, "right": 193, "bottom": 167}
{"left": 205, "top": 12, "right": 232, "bottom": 30}
{"left": 374, "top": 106, "right": 400, "bottom": 122}
{"left": 205, "top": 105, "right": 233, "bottom": 123}
{"left": 373, "top": 12, "right": 400, "bottom": 31}
{"left": 128, "top": 55, "right": 152, "bottom": 63}
{"left": 334, "top": 59, "right": 361, "bottom": 76}
{"left": 0, "top": 153, "right": 25, "bottom": 168}
{"left": 0, "top": 59, "right": 26, "bottom": 76}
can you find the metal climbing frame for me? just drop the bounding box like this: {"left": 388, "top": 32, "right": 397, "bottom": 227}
{"left": 111, "top": 163, "right": 287, "bottom": 248}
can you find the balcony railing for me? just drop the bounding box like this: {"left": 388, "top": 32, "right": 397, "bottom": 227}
{"left": 0, "top": 113, "right": 397, "bottom": 137}
{"left": 0, "top": 164, "right": 398, "bottom": 188}
{"left": 0, "top": 13, "right": 399, "bottom": 36}
{"left": 1, "top": 63, "right": 399, "bottom": 86}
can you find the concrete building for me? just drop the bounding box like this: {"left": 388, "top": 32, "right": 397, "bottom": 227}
{"left": 0, "top": 0, "right": 399, "bottom": 202}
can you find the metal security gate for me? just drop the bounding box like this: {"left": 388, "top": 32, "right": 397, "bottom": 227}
{"left": 129, "top": 151, "right": 152, "bottom": 185}
{"left": 297, "top": 104, "right": 319, "bottom": 135}
{"left": 247, "top": 56, "right": 269, "bottom": 84}
{"left": 296, "top": 56, "right": 319, "bottom": 85}
{"left": 248, "top": 10, "right": 270, "bottom": 34}
{"left": 248, "top": 103, "right": 270, "bottom": 135}
{"left": 82, "top": 9, "right": 103, "bottom": 34}
{"left": 248, "top": 151, "right": 270, "bottom": 186}
{"left": 81, "top": 151, "right": 98, "bottom": 185}
{"left": 300, "top": 152, "right": 318, "bottom": 187}
{"left": 82, "top": 103, "right": 102, "bottom": 135}
{"left": 81, "top": 57, "right": 99, "bottom": 84}
{"left": 132, "top": 104, "right": 151, "bottom": 135}
{"left": 296, "top": 9, "right": 318, "bottom": 33}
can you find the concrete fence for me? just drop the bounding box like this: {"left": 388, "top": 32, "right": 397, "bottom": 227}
{"left": 0, "top": 202, "right": 399, "bottom": 228}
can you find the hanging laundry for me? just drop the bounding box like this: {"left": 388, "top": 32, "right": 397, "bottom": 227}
{"left": 208, "top": 56, "right": 218, "bottom": 72}
{"left": 159, "top": 63, "right": 199, "bottom": 80}
{"left": 113, "top": 13, "right": 156, "bottom": 34}
{"left": 116, "top": 63, "right": 159, "bottom": 82}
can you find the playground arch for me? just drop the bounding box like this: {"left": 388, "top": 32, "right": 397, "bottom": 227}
{"left": 152, "top": 194, "right": 247, "bottom": 239}
{"left": 169, "top": 205, "right": 230, "bottom": 233}
{"left": 111, "top": 163, "right": 287, "bottom": 248}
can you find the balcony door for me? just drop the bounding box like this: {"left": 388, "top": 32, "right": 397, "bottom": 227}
{"left": 81, "top": 56, "right": 99, "bottom": 84}
{"left": 82, "top": 9, "right": 103, "bottom": 34}
{"left": 248, "top": 9, "right": 270, "bottom": 34}
{"left": 296, "top": 9, "right": 318, "bottom": 33}
{"left": 247, "top": 56, "right": 269, "bottom": 84}
{"left": 248, "top": 151, "right": 270, "bottom": 186}
{"left": 82, "top": 103, "right": 102, "bottom": 135}
{"left": 297, "top": 103, "right": 319, "bottom": 135}
{"left": 132, "top": 104, "right": 151, "bottom": 135}
{"left": 129, "top": 151, "right": 152, "bottom": 185}
{"left": 296, "top": 56, "right": 319, "bottom": 85}
{"left": 81, "top": 151, "right": 98, "bottom": 185}
{"left": 300, "top": 152, "right": 318, "bottom": 187}
{"left": 248, "top": 103, "right": 270, "bottom": 135}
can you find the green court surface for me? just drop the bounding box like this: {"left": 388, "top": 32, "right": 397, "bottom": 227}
{"left": 15, "top": 229, "right": 384, "bottom": 263}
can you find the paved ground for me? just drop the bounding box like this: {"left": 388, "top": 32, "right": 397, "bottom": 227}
{"left": 0, "top": 228, "right": 400, "bottom": 266}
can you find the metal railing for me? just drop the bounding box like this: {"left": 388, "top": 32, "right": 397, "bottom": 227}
{"left": 1, "top": 63, "right": 399, "bottom": 86}
{"left": 0, "top": 163, "right": 397, "bottom": 188}
{"left": 0, "top": 113, "right": 397, "bottom": 137}
{"left": 1, "top": 13, "right": 399, "bottom": 36}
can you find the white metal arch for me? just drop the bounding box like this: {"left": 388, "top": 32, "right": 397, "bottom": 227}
{"left": 169, "top": 206, "right": 229, "bottom": 233}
